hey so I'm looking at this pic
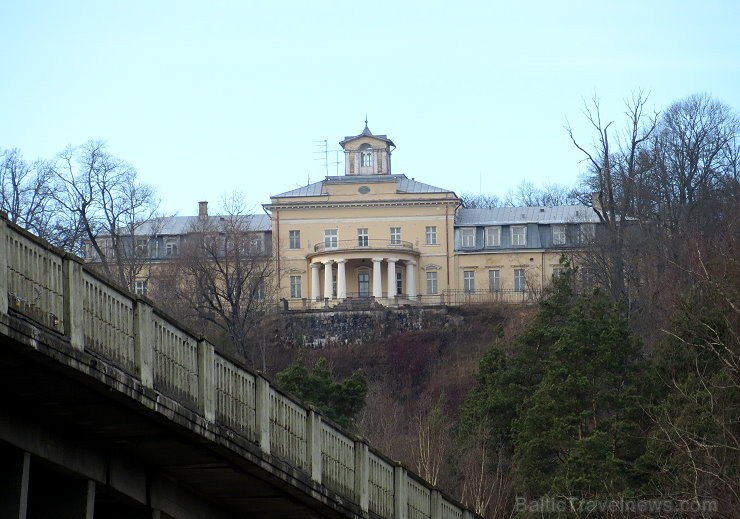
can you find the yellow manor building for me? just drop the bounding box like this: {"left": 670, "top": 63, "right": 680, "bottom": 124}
{"left": 263, "top": 124, "right": 599, "bottom": 308}
{"left": 89, "top": 124, "right": 600, "bottom": 308}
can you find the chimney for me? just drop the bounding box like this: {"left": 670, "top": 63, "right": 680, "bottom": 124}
{"left": 591, "top": 192, "right": 603, "bottom": 212}
{"left": 198, "top": 201, "right": 208, "bottom": 221}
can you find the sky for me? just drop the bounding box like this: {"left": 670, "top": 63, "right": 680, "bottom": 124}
{"left": 1, "top": 1, "right": 739, "bottom": 217}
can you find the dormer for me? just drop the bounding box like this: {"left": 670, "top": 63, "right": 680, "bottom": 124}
{"left": 339, "top": 121, "right": 395, "bottom": 176}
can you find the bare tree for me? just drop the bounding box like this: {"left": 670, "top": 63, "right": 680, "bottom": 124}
{"left": 0, "top": 148, "right": 58, "bottom": 241}
{"left": 412, "top": 396, "right": 451, "bottom": 486}
{"left": 504, "top": 180, "right": 581, "bottom": 207}
{"left": 459, "top": 442, "right": 514, "bottom": 519}
{"left": 166, "top": 194, "right": 277, "bottom": 367}
{"left": 566, "top": 92, "right": 658, "bottom": 302}
{"left": 460, "top": 193, "right": 503, "bottom": 209}
{"left": 51, "top": 140, "right": 160, "bottom": 290}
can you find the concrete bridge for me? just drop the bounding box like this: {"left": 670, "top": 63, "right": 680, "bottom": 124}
{"left": 0, "top": 215, "right": 477, "bottom": 519}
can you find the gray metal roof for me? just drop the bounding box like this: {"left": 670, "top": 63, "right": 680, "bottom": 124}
{"left": 271, "top": 180, "right": 326, "bottom": 198}
{"left": 134, "top": 214, "right": 271, "bottom": 236}
{"left": 456, "top": 206, "right": 601, "bottom": 226}
{"left": 271, "top": 174, "right": 453, "bottom": 199}
{"left": 339, "top": 124, "right": 395, "bottom": 146}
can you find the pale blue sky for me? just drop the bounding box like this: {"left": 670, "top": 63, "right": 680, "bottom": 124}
{"left": 1, "top": 1, "right": 738, "bottom": 216}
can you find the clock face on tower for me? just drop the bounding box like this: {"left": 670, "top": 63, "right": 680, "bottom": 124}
{"left": 358, "top": 186, "right": 370, "bottom": 194}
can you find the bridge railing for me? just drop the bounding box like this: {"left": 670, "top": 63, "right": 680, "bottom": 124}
{"left": 0, "top": 215, "right": 477, "bottom": 519}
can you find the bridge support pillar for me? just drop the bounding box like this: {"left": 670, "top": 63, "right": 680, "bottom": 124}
{"left": 306, "top": 409, "right": 322, "bottom": 484}
{"left": 0, "top": 218, "right": 8, "bottom": 316}
{"left": 197, "top": 338, "right": 215, "bottom": 422}
{"left": 0, "top": 445, "right": 29, "bottom": 519}
{"left": 394, "top": 463, "right": 408, "bottom": 519}
{"left": 354, "top": 440, "right": 369, "bottom": 513}
{"left": 256, "top": 374, "right": 271, "bottom": 455}
{"left": 62, "top": 255, "right": 85, "bottom": 350}
{"left": 134, "top": 300, "right": 155, "bottom": 388}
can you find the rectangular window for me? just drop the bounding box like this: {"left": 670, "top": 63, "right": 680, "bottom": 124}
{"left": 165, "top": 240, "right": 178, "bottom": 256}
{"left": 426, "top": 271, "right": 438, "bottom": 294}
{"left": 324, "top": 229, "right": 338, "bottom": 249}
{"left": 488, "top": 270, "right": 500, "bottom": 292}
{"left": 461, "top": 227, "right": 476, "bottom": 248}
{"left": 464, "top": 271, "right": 475, "bottom": 292}
{"left": 289, "top": 230, "right": 301, "bottom": 249}
{"left": 552, "top": 225, "right": 567, "bottom": 246}
{"left": 249, "top": 235, "right": 264, "bottom": 254}
{"left": 425, "top": 226, "right": 437, "bottom": 245}
{"left": 135, "top": 238, "right": 148, "bottom": 256}
{"left": 396, "top": 271, "right": 403, "bottom": 295}
{"left": 514, "top": 269, "right": 526, "bottom": 292}
{"left": 357, "top": 228, "right": 369, "bottom": 247}
{"left": 254, "top": 278, "right": 265, "bottom": 300}
{"left": 579, "top": 223, "right": 596, "bottom": 243}
{"left": 485, "top": 226, "right": 501, "bottom": 247}
{"left": 511, "top": 226, "right": 527, "bottom": 246}
{"left": 390, "top": 227, "right": 401, "bottom": 245}
{"left": 552, "top": 267, "right": 563, "bottom": 279}
{"left": 135, "top": 280, "right": 148, "bottom": 297}
{"left": 290, "top": 275, "right": 302, "bottom": 298}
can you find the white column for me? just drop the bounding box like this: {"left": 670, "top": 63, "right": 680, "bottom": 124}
{"left": 323, "top": 260, "right": 334, "bottom": 300}
{"left": 387, "top": 258, "right": 398, "bottom": 297}
{"left": 372, "top": 258, "right": 383, "bottom": 298}
{"left": 406, "top": 260, "right": 417, "bottom": 298}
{"left": 311, "top": 263, "right": 321, "bottom": 300}
{"left": 336, "top": 259, "right": 347, "bottom": 299}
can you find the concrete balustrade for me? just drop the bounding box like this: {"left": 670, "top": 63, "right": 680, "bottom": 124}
{"left": 0, "top": 214, "right": 477, "bottom": 519}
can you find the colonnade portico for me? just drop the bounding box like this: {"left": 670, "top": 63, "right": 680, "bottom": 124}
{"left": 310, "top": 256, "right": 418, "bottom": 301}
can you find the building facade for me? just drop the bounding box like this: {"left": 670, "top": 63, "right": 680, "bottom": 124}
{"left": 86, "top": 124, "right": 600, "bottom": 307}
{"left": 263, "top": 124, "right": 599, "bottom": 308}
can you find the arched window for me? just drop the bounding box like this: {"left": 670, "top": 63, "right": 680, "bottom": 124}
{"left": 359, "top": 143, "right": 372, "bottom": 167}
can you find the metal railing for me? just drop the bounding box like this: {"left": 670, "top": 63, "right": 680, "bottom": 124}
{"left": 442, "top": 288, "right": 541, "bottom": 305}
{"left": 0, "top": 215, "right": 477, "bottom": 519}
{"left": 314, "top": 239, "right": 415, "bottom": 253}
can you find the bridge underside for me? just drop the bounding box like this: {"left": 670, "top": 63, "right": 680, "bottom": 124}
{"left": 0, "top": 312, "right": 354, "bottom": 519}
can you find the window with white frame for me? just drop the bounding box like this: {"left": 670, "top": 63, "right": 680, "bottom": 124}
{"left": 324, "top": 229, "right": 338, "bottom": 249}
{"left": 135, "top": 238, "right": 148, "bottom": 256}
{"left": 249, "top": 235, "right": 264, "bottom": 254}
{"left": 289, "top": 230, "right": 301, "bottom": 249}
{"left": 254, "top": 278, "right": 265, "bottom": 300}
{"left": 165, "top": 240, "right": 178, "bottom": 256}
{"left": 552, "top": 266, "right": 564, "bottom": 279}
{"left": 390, "top": 227, "right": 401, "bottom": 245}
{"left": 514, "top": 268, "right": 526, "bottom": 292}
{"left": 511, "top": 226, "right": 527, "bottom": 246}
{"left": 290, "top": 275, "right": 302, "bottom": 298}
{"left": 360, "top": 143, "right": 372, "bottom": 167}
{"left": 425, "top": 226, "right": 437, "bottom": 245}
{"left": 552, "top": 224, "right": 567, "bottom": 246}
{"left": 464, "top": 271, "right": 475, "bottom": 292}
{"left": 485, "top": 226, "right": 501, "bottom": 247}
{"left": 135, "top": 280, "right": 148, "bottom": 297}
{"left": 426, "top": 271, "right": 438, "bottom": 294}
{"left": 461, "top": 227, "right": 476, "bottom": 248}
{"left": 357, "top": 228, "right": 369, "bottom": 247}
{"left": 488, "top": 269, "right": 500, "bottom": 292}
{"left": 579, "top": 223, "right": 596, "bottom": 243}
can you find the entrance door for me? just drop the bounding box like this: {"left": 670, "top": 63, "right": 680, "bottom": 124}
{"left": 358, "top": 272, "right": 370, "bottom": 297}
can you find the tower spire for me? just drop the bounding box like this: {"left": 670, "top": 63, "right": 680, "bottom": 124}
{"left": 361, "top": 116, "right": 372, "bottom": 136}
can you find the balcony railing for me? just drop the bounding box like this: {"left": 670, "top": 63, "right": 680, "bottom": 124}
{"left": 443, "top": 288, "right": 541, "bottom": 305}
{"left": 314, "top": 239, "right": 415, "bottom": 253}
